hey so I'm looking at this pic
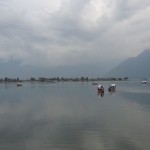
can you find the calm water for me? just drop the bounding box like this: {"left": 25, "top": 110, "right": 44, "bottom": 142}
{"left": 0, "top": 81, "right": 150, "bottom": 150}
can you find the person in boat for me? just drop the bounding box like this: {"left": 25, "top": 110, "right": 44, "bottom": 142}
{"left": 97, "top": 85, "right": 104, "bottom": 93}
{"left": 108, "top": 84, "right": 116, "bottom": 92}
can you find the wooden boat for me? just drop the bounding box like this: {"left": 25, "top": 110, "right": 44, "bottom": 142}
{"left": 108, "top": 84, "right": 116, "bottom": 92}
{"left": 142, "top": 81, "right": 147, "bottom": 84}
{"left": 97, "top": 85, "right": 104, "bottom": 92}
{"left": 17, "top": 82, "right": 22, "bottom": 86}
{"left": 92, "top": 82, "right": 98, "bottom": 85}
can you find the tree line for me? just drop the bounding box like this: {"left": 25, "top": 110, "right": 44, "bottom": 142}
{"left": 0, "top": 77, "right": 128, "bottom": 83}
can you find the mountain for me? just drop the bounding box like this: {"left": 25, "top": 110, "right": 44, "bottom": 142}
{"left": 106, "top": 49, "right": 150, "bottom": 78}
{"left": 0, "top": 60, "right": 107, "bottom": 78}
{"left": 2, "top": 49, "right": 150, "bottom": 79}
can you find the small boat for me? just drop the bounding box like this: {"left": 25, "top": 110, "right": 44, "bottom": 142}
{"left": 142, "top": 81, "right": 147, "bottom": 84}
{"left": 92, "top": 82, "right": 98, "bottom": 85}
{"left": 108, "top": 84, "right": 116, "bottom": 92}
{"left": 17, "top": 82, "right": 22, "bottom": 86}
{"left": 97, "top": 85, "right": 104, "bottom": 92}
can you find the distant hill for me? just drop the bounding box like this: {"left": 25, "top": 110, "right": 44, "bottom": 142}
{"left": 106, "top": 49, "right": 150, "bottom": 78}
{"left": 0, "top": 60, "right": 106, "bottom": 78}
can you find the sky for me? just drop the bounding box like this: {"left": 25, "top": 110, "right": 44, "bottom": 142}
{"left": 0, "top": 0, "right": 150, "bottom": 77}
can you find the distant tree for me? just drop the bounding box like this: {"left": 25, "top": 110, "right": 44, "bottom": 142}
{"left": 124, "top": 77, "right": 128, "bottom": 80}
{"left": 30, "top": 77, "right": 36, "bottom": 82}
{"left": 39, "top": 77, "right": 46, "bottom": 82}
{"left": 0, "top": 78, "right": 3, "bottom": 82}
{"left": 118, "top": 78, "right": 122, "bottom": 81}
{"left": 81, "top": 77, "right": 84, "bottom": 81}
{"left": 4, "top": 77, "right": 8, "bottom": 82}
{"left": 56, "top": 77, "right": 60, "bottom": 81}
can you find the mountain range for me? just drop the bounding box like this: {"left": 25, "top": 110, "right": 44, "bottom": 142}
{"left": 0, "top": 60, "right": 106, "bottom": 78}
{"left": 106, "top": 49, "right": 150, "bottom": 78}
{"left": 0, "top": 49, "right": 150, "bottom": 79}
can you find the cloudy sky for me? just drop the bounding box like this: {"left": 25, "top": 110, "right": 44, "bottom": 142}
{"left": 0, "top": 0, "right": 150, "bottom": 77}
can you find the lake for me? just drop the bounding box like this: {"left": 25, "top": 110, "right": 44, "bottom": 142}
{"left": 0, "top": 81, "right": 150, "bottom": 150}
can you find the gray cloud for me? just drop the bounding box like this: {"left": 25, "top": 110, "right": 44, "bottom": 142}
{"left": 0, "top": 0, "right": 150, "bottom": 76}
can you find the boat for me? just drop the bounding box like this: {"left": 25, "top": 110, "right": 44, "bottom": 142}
{"left": 97, "top": 85, "right": 104, "bottom": 92}
{"left": 92, "top": 82, "right": 98, "bottom": 85}
{"left": 142, "top": 81, "right": 147, "bottom": 84}
{"left": 17, "top": 82, "right": 22, "bottom": 86}
{"left": 108, "top": 84, "right": 116, "bottom": 92}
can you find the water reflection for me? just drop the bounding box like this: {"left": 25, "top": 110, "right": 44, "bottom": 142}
{"left": 97, "top": 90, "right": 104, "bottom": 98}
{"left": 0, "top": 82, "right": 150, "bottom": 150}
{"left": 108, "top": 90, "right": 116, "bottom": 96}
